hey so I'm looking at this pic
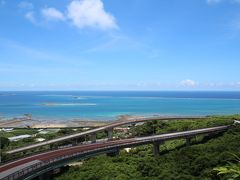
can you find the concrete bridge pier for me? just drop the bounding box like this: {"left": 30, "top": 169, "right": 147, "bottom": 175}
{"left": 107, "top": 149, "right": 119, "bottom": 156}
{"left": 50, "top": 144, "right": 54, "bottom": 150}
{"left": 38, "top": 171, "right": 52, "bottom": 180}
{"left": 153, "top": 142, "right": 161, "bottom": 157}
{"left": 38, "top": 168, "right": 61, "bottom": 180}
{"left": 107, "top": 128, "right": 113, "bottom": 140}
{"left": 72, "top": 138, "right": 78, "bottom": 146}
{"left": 76, "top": 136, "right": 85, "bottom": 144}
{"left": 90, "top": 133, "right": 97, "bottom": 143}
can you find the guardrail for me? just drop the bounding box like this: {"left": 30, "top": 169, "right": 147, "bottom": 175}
{"left": 2, "top": 146, "right": 120, "bottom": 180}
{"left": 1, "top": 125, "right": 229, "bottom": 180}
{"left": 6, "top": 116, "right": 206, "bottom": 155}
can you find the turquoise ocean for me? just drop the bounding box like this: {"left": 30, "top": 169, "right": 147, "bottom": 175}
{"left": 1, "top": 91, "right": 240, "bottom": 121}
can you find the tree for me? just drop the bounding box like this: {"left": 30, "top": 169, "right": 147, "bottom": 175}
{"left": 213, "top": 154, "right": 240, "bottom": 180}
{"left": 0, "top": 136, "right": 10, "bottom": 149}
{"left": 58, "top": 129, "right": 74, "bottom": 135}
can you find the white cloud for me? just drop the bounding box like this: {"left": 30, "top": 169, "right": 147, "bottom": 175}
{"left": 25, "top": 11, "right": 37, "bottom": 24}
{"left": 67, "top": 0, "right": 118, "bottom": 30}
{"left": 207, "top": 0, "right": 222, "bottom": 4}
{"left": 42, "top": 7, "right": 65, "bottom": 21}
{"left": 21, "top": 0, "right": 118, "bottom": 31}
{"left": 18, "top": 2, "right": 37, "bottom": 25}
{"left": 18, "top": 1, "right": 33, "bottom": 9}
{"left": 180, "top": 79, "right": 197, "bottom": 87}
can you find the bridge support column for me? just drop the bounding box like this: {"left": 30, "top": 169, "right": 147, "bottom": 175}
{"left": 107, "top": 128, "right": 113, "bottom": 140}
{"left": 90, "top": 133, "right": 96, "bottom": 143}
{"left": 38, "top": 171, "right": 52, "bottom": 180}
{"left": 107, "top": 149, "right": 119, "bottom": 156}
{"left": 50, "top": 144, "right": 54, "bottom": 150}
{"left": 76, "top": 136, "right": 84, "bottom": 144}
{"left": 153, "top": 142, "right": 160, "bottom": 157}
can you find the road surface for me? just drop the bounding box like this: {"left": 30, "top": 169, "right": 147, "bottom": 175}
{"left": 6, "top": 116, "right": 205, "bottom": 154}
{"left": 0, "top": 125, "right": 229, "bottom": 180}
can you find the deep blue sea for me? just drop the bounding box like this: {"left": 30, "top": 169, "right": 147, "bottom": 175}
{"left": 1, "top": 91, "right": 240, "bottom": 121}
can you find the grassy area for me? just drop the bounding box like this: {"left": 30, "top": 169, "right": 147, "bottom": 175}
{"left": 55, "top": 125, "right": 240, "bottom": 180}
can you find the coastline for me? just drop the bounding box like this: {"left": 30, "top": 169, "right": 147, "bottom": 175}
{"left": 0, "top": 115, "right": 144, "bottom": 128}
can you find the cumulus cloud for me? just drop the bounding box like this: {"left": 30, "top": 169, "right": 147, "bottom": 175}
{"left": 180, "top": 79, "right": 197, "bottom": 87}
{"left": 20, "top": 0, "right": 118, "bottom": 31}
{"left": 25, "top": 11, "right": 37, "bottom": 24}
{"left": 42, "top": 7, "right": 65, "bottom": 21}
{"left": 18, "top": 1, "right": 33, "bottom": 9}
{"left": 66, "top": 0, "right": 118, "bottom": 30}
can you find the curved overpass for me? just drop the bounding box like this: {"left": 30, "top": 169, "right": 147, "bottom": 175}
{"left": 0, "top": 125, "right": 229, "bottom": 180}
{"left": 6, "top": 116, "right": 205, "bottom": 154}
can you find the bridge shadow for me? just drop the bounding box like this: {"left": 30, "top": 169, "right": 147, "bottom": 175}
{"left": 159, "top": 131, "right": 225, "bottom": 155}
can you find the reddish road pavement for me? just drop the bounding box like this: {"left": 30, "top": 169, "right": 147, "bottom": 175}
{"left": 0, "top": 125, "right": 229, "bottom": 180}
{"left": 6, "top": 116, "right": 204, "bottom": 154}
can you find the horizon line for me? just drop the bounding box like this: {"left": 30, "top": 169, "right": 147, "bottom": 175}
{"left": 1, "top": 90, "right": 240, "bottom": 92}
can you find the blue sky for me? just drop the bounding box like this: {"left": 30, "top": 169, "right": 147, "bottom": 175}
{"left": 1, "top": 0, "right": 240, "bottom": 90}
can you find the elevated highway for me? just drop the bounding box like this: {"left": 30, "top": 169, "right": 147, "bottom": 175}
{"left": 0, "top": 125, "right": 230, "bottom": 180}
{"left": 6, "top": 116, "right": 205, "bottom": 154}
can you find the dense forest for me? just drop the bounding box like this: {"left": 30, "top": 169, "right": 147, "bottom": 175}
{"left": 56, "top": 116, "right": 240, "bottom": 180}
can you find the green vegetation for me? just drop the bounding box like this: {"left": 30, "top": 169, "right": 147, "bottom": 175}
{"left": 213, "top": 154, "right": 240, "bottom": 179}
{"left": 1, "top": 115, "right": 240, "bottom": 178}
{"left": 0, "top": 128, "right": 89, "bottom": 162}
{"left": 0, "top": 127, "right": 120, "bottom": 163}
{"left": 0, "top": 128, "right": 38, "bottom": 138}
{"left": 130, "top": 116, "right": 234, "bottom": 137}
{"left": 0, "top": 137, "right": 10, "bottom": 149}
{"left": 55, "top": 116, "right": 240, "bottom": 180}
{"left": 0, "top": 128, "right": 86, "bottom": 151}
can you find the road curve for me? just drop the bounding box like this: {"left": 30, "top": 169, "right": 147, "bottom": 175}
{"left": 0, "top": 125, "right": 229, "bottom": 180}
{"left": 6, "top": 116, "right": 205, "bottom": 154}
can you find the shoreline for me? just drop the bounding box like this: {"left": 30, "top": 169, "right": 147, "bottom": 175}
{"left": 0, "top": 113, "right": 237, "bottom": 129}
{"left": 0, "top": 115, "right": 145, "bottom": 128}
